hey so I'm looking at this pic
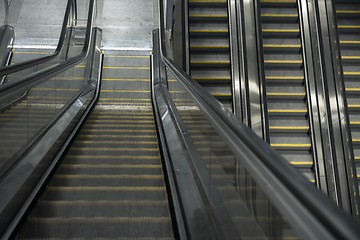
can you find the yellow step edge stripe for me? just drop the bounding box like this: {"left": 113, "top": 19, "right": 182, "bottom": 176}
{"left": 336, "top": 10, "right": 360, "bottom": 14}
{"left": 190, "top": 45, "right": 229, "bottom": 49}
{"left": 346, "top": 88, "right": 360, "bottom": 91}
{"left": 340, "top": 40, "right": 360, "bottom": 44}
{"left": 13, "top": 51, "right": 50, "bottom": 54}
{"left": 266, "top": 76, "right": 304, "bottom": 80}
{"left": 53, "top": 175, "right": 162, "bottom": 179}
{"left": 191, "top": 61, "right": 230, "bottom": 64}
{"left": 189, "top": 14, "right": 227, "bottom": 18}
{"left": 60, "top": 164, "right": 161, "bottom": 168}
{"left": 267, "top": 92, "right": 305, "bottom": 96}
{"left": 264, "top": 60, "right": 303, "bottom": 64}
{"left": 79, "top": 124, "right": 154, "bottom": 128}
{"left": 268, "top": 109, "right": 307, "bottom": 113}
{"left": 102, "top": 78, "right": 149, "bottom": 81}
{"left": 263, "top": 44, "right": 301, "bottom": 48}
{"left": 261, "top": 14, "right": 298, "bottom": 17}
{"left": 338, "top": 26, "right": 360, "bottom": 29}
{"left": 269, "top": 126, "right": 309, "bottom": 130}
{"left": 193, "top": 77, "right": 230, "bottom": 81}
{"left": 103, "top": 66, "right": 150, "bottom": 70}
{"left": 270, "top": 143, "right": 311, "bottom": 147}
{"left": 100, "top": 90, "right": 150, "bottom": 93}
{"left": 98, "top": 98, "right": 150, "bottom": 101}
{"left": 105, "top": 55, "right": 149, "bottom": 58}
{"left": 65, "top": 155, "right": 159, "bottom": 159}
{"left": 348, "top": 104, "right": 360, "bottom": 108}
{"left": 29, "top": 217, "right": 171, "bottom": 223}
{"left": 344, "top": 72, "right": 360, "bottom": 75}
{"left": 189, "top": 0, "right": 226, "bottom": 2}
{"left": 341, "top": 56, "right": 360, "bottom": 60}
{"left": 74, "top": 140, "right": 157, "bottom": 145}
{"left": 262, "top": 29, "right": 299, "bottom": 33}
{"left": 47, "top": 186, "right": 165, "bottom": 191}
{"left": 290, "top": 161, "right": 313, "bottom": 165}
{"left": 37, "top": 200, "right": 168, "bottom": 205}
{"left": 261, "top": 0, "right": 296, "bottom": 2}
{"left": 189, "top": 29, "right": 228, "bottom": 33}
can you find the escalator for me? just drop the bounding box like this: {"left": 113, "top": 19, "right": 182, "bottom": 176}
{"left": 259, "top": 0, "right": 315, "bottom": 182}
{"left": 1, "top": 0, "right": 360, "bottom": 239}
{"left": 335, "top": 1, "right": 360, "bottom": 191}
{"left": 15, "top": 51, "right": 174, "bottom": 239}
{"left": 187, "top": 0, "right": 232, "bottom": 109}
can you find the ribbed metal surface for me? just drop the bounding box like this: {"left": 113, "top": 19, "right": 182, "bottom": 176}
{"left": 260, "top": 0, "right": 315, "bottom": 182}
{"left": 188, "top": 0, "right": 232, "bottom": 109}
{"left": 336, "top": 3, "right": 360, "bottom": 191}
{"left": 15, "top": 50, "right": 174, "bottom": 239}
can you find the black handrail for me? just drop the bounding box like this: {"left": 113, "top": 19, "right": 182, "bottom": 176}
{"left": 156, "top": 0, "right": 360, "bottom": 239}
{"left": 0, "top": 0, "right": 95, "bottom": 105}
{"left": 0, "top": 0, "right": 76, "bottom": 78}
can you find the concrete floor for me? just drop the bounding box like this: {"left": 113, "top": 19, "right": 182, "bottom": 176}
{"left": 5, "top": 0, "right": 158, "bottom": 49}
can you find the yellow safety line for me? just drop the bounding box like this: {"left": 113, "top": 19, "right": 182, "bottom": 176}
{"left": 340, "top": 40, "right": 360, "bottom": 44}
{"left": 66, "top": 155, "right": 159, "bottom": 159}
{"left": 102, "top": 78, "right": 149, "bottom": 81}
{"left": 271, "top": 143, "right": 311, "bottom": 147}
{"left": 13, "top": 51, "right": 50, "bottom": 54}
{"left": 32, "top": 88, "right": 78, "bottom": 91}
{"left": 263, "top": 29, "right": 299, "bottom": 33}
{"left": 336, "top": 10, "right": 360, "bottom": 14}
{"left": 53, "top": 175, "right": 163, "bottom": 179}
{"left": 261, "top": 14, "right": 298, "bottom": 17}
{"left": 268, "top": 109, "right": 307, "bottom": 113}
{"left": 29, "top": 217, "right": 171, "bottom": 223}
{"left": 74, "top": 140, "right": 157, "bottom": 145}
{"left": 261, "top": 0, "right": 296, "bottom": 3}
{"left": 47, "top": 186, "right": 165, "bottom": 191}
{"left": 98, "top": 97, "right": 150, "bottom": 101}
{"left": 265, "top": 60, "right": 303, "bottom": 64}
{"left": 191, "top": 61, "right": 230, "bottom": 64}
{"left": 344, "top": 72, "right": 360, "bottom": 75}
{"left": 80, "top": 129, "right": 156, "bottom": 133}
{"left": 103, "top": 66, "right": 150, "bottom": 70}
{"left": 189, "top": 0, "right": 226, "bottom": 2}
{"left": 348, "top": 104, "right": 360, "bottom": 108}
{"left": 338, "top": 25, "right": 360, "bottom": 29}
{"left": 191, "top": 45, "right": 229, "bottom": 49}
{"left": 100, "top": 90, "right": 150, "bottom": 93}
{"left": 263, "top": 44, "right": 301, "bottom": 48}
{"left": 267, "top": 92, "right": 305, "bottom": 96}
{"left": 189, "top": 29, "right": 228, "bottom": 33}
{"left": 341, "top": 56, "right": 360, "bottom": 60}
{"left": 266, "top": 76, "right": 304, "bottom": 80}
{"left": 269, "top": 126, "right": 309, "bottom": 130}
{"left": 189, "top": 14, "right": 227, "bottom": 18}
{"left": 105, "top": 55, "right": 149, "bottom": 58}
{"left": 346, "top": 88, "right": 360, "bottom": 91}
{"left": 60, "top": 163, "right": 161, "bottom": 168}
{"left": 290, "top": 161, "right": 313, "bottom": 165}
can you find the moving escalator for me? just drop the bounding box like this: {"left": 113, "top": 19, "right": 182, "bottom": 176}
{"left": 0, "top": 0, "right": 360, "bottom": 239}
{"left": 187, "top": 0, "right": 232, "bottom": 109}
{"left": 335, "top": 1, "right": 360, "bottom": 191}
{"left": 15, "top": 50, "right": 174, "bottom": 239}
{"left": 259, "top": 0, "right": 315, "bottom": 182}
